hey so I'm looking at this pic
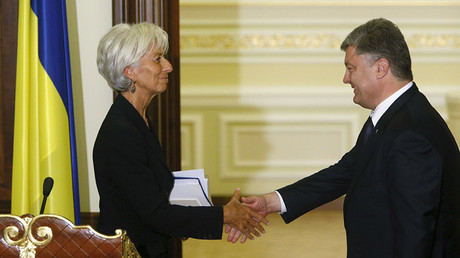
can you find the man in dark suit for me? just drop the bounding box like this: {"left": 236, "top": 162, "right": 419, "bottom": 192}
{"left": 228, "top": 18, "right": 460, "bottom": 257}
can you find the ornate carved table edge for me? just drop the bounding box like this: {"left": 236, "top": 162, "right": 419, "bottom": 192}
{"left": 0, "top": 213, "right": 140, "bottom": 257}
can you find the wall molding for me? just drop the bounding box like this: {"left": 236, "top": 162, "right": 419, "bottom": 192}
{"left": 180, "top": 86, "right": 456, "bottom": 180}
{"left": 181, "top": 32, "right": 460, "bottom": 64}
{"left": 180, "top": 114, "right": 204, "bottom": 170}
{"left": 181, "top": 33, "right": 460, "bottom": 50}
{"left": 180, "top": 1, "right": 460, "bottom": 6}
{"left": 217, "top": 113, "right": 361, "bottom": 179}
{"left": 181, "top": 85, "right": 456, "bottom": 111}
{"left": 180, "top": 3, "right": 460, "bottom": 63}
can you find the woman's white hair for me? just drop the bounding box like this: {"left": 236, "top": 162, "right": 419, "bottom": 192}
{"left": 97, "top": 22, "right": 169, "bottom": 91}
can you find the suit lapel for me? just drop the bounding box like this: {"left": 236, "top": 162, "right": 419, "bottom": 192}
{"left": 146, "top": 119, "right": 171, "bottom": 172}
{"left": 344, "top": 84, "right": 419, "bottom": 211}
{"left": 372, "top": 84, "right": 418, "bottom": 133}
{"left": 344, "top": 122, "right": 380, "bottom": 211}
{"left": 115, "top": 95, "right": 171, "bottom": 173}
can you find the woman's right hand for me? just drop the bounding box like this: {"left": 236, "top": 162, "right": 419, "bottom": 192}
{"left": 222, "top": 188, "right": 269, "bottom": 241}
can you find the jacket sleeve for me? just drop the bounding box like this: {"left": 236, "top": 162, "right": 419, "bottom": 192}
{"left": 94, "top": 116, "right": 223, "bottom": 239}
{"left": 278, "top": 147, "right": 355, "bottom": 223}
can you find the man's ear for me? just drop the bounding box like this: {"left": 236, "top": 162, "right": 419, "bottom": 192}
{"left": 123, "top": 66, "right": 135, "bottom": 80}
{"left": 376, "top": 58, "right": 389, "bottom": 79}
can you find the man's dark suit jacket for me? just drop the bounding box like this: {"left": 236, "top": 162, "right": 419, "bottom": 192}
{"left": 93, "top": 94, "right": 223, "bottom": 258}
{"left": 278, "top": 84, "right": 460, "bottom": 257}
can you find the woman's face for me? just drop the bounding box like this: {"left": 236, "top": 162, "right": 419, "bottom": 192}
{"left": 132, "top": 47, "right": 173, "bottom": 95}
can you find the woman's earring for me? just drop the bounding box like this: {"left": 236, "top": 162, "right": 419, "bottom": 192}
{"left": 130, "top": 81, "right": 136, "bottom": 93}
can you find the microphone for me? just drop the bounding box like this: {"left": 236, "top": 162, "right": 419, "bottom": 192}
{"left": 39, "top": 177, "right": 54, "bottom": 214}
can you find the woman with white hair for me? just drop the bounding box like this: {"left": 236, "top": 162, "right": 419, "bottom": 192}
{"left": 93, "top": 22, "right": 268, "bottom": 258}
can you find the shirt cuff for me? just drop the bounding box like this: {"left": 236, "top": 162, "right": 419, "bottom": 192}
{"left": 275, "top": 191, "right": 287, "bottom": 214}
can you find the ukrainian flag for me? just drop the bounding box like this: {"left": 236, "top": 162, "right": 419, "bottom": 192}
{"left": 11, "top": 0, "right": 80, "bottom": 224}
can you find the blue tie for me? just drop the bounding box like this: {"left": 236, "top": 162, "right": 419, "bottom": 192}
{"left": 363, "top": 117, "right": 374, "bottom": 143}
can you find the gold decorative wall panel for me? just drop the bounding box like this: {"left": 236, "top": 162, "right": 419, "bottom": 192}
{"left": 182, "top": 33, "right": 460, "bottom": 51}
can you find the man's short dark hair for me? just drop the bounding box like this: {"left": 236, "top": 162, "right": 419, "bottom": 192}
{"left": 341, "top": 18, "right": 413, "bottom": 81}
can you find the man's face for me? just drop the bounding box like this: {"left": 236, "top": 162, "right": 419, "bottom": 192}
{"left": 343, "top": 46, "right": 380, "bottom": 110}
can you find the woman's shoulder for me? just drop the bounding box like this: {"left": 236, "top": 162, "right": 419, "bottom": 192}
{"left": 95, "top": 108, "right": 144, "bottom": 149}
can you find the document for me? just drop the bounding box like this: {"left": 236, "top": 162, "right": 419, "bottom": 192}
{"left": 170, "top": 169, "right": 213, "bottom": 207}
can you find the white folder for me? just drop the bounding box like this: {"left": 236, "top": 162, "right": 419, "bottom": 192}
{"left": 169, "top": 169, "right": 212, "bottom": 207}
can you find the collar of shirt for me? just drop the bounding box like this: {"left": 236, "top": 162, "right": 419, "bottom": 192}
{"left": 370, "top": 81, "right": 413, "bottom": 126}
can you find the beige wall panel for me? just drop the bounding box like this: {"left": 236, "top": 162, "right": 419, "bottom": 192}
{"left": 218, "top": 113, "right": 360, "bottom": 179}
{"left": 180, "top": 1, "right": 460, "bottom": 195}
{"left": 181, "top": 86, "right": 453, "bottom": 194}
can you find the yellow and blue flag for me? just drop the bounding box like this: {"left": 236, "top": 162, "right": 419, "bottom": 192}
{"left": 12, "top": 0, "right": 80, "bottom": 224}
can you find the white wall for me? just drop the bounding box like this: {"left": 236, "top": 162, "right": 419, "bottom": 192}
{"left": 67, "top": 0, "right": 113, "bottom": 212}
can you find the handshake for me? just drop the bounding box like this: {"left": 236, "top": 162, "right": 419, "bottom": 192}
{"left": 222, "top": 188, "right": 280, "bottom": 243}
